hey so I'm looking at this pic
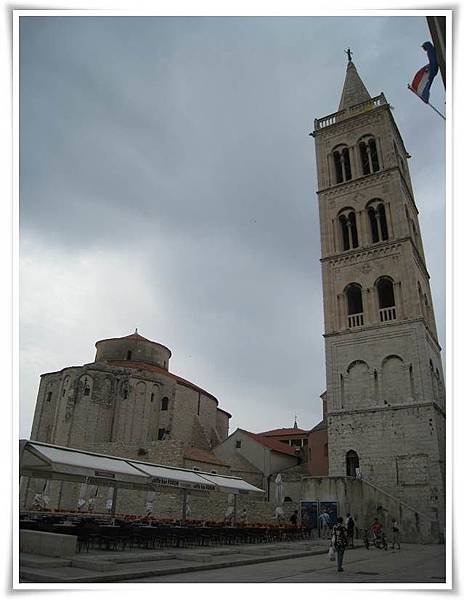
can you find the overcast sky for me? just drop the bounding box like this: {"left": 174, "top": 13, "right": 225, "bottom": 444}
{"left": 19, "top": 14, "right": 446, "bottom": 439}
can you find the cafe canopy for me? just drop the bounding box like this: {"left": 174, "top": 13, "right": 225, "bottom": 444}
{"left": 19, "top": 439, "right": 264, "bottom": 495}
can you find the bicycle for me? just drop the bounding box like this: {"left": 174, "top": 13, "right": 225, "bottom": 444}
{"left": 362, "top": 528, "right": 388, "bottom": 550}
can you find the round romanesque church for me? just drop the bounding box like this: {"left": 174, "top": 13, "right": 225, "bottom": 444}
{"left": 30, "top": 330, "right": 231, "bottom": 460}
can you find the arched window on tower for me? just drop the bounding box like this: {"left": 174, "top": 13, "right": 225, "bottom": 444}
{"left": 346, "top": 450, "right": 359, "bottom": 477}
{"left": 359, "top": 136, "right": 380, "bottom": 175}
{"left": 333, "top": 145, "right": 352, "bottom": 184}
{"left": 338, "top": 209, "right": 359, "bottom": 251}
{"left": 345, "top": 283, "right": 364, "bottom": 328}
{"left": 376, "top": 277, "right": 396, "bottom": 322}
{"left": 367, "top": 200, "right": 388, "bottom": 243}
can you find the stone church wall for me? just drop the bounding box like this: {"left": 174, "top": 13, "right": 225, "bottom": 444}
{"left": 327, "top": 404, "right": 445, "bottom": 526}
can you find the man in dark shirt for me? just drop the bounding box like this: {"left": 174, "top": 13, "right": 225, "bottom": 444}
{"left": 332, "top": 517, "right": 348, "bottom": 572}
{"left": 345, "top": 513, "right": 355, "bottom": 548}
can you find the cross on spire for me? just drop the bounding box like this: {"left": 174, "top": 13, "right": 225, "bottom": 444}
{"left": 345, "top": 48, "right": 353, "bottom": 62}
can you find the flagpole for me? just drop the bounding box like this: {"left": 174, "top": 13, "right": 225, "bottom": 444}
{"left": 407, "top": 85, "right": 446, "bottom": 120}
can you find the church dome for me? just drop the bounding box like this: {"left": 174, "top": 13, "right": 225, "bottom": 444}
{"left": 94, "top": 330, "right": 172, "bottom": 369}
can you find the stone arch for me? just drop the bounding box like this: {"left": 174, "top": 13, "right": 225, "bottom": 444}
{"left": 344, "top": 283, "right": 364, "bottom": 327}
{"left": 345, "top": 360, "right": 370, "bottom": 409}
{"left": 381, "top": 355, "right": 406, "bottom": 405}
{"left": 375, "top": 276, "right": 397, "bottom": 322}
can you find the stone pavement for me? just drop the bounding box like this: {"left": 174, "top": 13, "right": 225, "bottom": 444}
{"left": 20, "top": 539, "right": 332, "bottom": 583}
{"left": 19, "top": 540, "right": 446, "bottom": 584}
{"left": 130, "top": 543, "right": 446, "bottom": 584}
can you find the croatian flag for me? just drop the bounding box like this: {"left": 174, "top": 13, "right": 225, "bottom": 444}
{"left": 410, "top": 66, "right": 431, "bottom": 103}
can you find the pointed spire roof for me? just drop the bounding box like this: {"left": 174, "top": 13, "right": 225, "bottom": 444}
{"left": 338, "top": 59, "right": 371, "bottom": 111}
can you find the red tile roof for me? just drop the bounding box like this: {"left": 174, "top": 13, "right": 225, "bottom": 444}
{"left": 106, "top": 360, "right": 232, "bottom": 417}
{"left": 95, "top": 331, "right": 172, "bottom": 356}
{"left": 257, "top": 427, "right": 309, "bottom": 437}
{"left": 240, "top": 430, "right": 298, "bottom": 457}
{"left": 183, "top": 447, "right": 228, "bottom": 466}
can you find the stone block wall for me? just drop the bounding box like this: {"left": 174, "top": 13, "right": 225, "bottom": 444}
{"left": 301, "top": 476, "right": 441, "bottom": 543}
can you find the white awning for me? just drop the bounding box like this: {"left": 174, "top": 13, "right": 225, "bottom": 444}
{"left": 19, "top": 440, "right": 264, "bottom": 495}
{"left": 20, "top": 441, "right": 149, "bottom": 488}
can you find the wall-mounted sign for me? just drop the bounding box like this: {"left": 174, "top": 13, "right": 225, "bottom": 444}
{"left": 149, "top": 477, "right": 214, "bottom": 491}
{"left": 94, "top": 470, "right": 115, "bottom": 478}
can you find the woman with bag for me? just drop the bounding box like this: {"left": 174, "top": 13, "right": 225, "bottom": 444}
{"left": 332, "top": 516, "right": 348, "bottom": 572}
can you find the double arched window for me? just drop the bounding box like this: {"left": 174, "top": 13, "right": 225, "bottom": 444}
{"left": 338, "top": 209, "right": 358, "bottom": 251}
{"left": 345, "top": 283, "right": 364, "bottom": 327}
{"left": 376, "top": 277, "right": 396, "bottom": 322}
{"left": 343, "top": 279, "right": 398, "bottom": 326}
{"left": 333, "top": 146, "right": 352, "bottom": 183}
{"left": 367, "top": 200, "right": 388, "bottom": 243}
{"left": 359, "top": 136, "right": 380, "bottom": 175}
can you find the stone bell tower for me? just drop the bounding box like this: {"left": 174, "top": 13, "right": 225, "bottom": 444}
{"left": 311, "top": 53, "right": 445, "bottom": 531}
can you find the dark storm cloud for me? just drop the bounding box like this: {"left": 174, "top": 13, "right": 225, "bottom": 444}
{"left": 19, "top": 15, "right": 446, "bottom": 436}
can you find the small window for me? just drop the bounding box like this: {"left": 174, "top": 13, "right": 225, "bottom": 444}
{"left": 126, "top": 350, "right": 132, "bottom": 360}
{"left": 324, "top": 443, "right": 328, "bottom": 457}
{"left": 377, "top": 278, "right": 395, "bottom": 309}
{"left": 359, "top": 137, "right": 380, "bottom": 175}
{"left": 333, "top": 146, "right": 352, "bottom": 183}
{"left": 368, "top": 201, "right": 389, "bottom": 244}
{"left": 46, "top": 391, "right": 52, "bottom": 402}
{"left": 82, "top": 377, "right": 91, "bottom": 397}
{"left": 161, "top": 397, "right": 169, "bottom": 411}
{"left": 346, "top": 284, "right": 363, "bottom": 316}
{"left": 123, "top": 388, "right": 128, "bottom": 399}
{"left": 235, "top": 440, "right": 242, "bottom": 448}
{"left": 158, "top": 428, "right": 166, "bottom": 440}
{"left": 338, "top": 210, "right": 358, "bottom": 251}
{"left": 150, "top": 393, "right": 154, "bottom": 403}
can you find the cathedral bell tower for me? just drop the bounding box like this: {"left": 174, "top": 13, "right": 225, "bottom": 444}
{"left": 311, "top": 54, "right": 445, "bottom": 531}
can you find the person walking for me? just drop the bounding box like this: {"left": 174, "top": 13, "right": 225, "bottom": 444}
{"left": 345, "top": 513, "right": 355, "bottom": 548}
{"left": 391, "top": 518, "right": 401, "bottom": 550}
{"left": 332, "top": 517, "right": 348, "bottom": 572}
{"left": 290, "top": 510, "right": 298, "bottom": 528}
{"left": 319, "top": 509, "right": 330, "bottom": 538}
